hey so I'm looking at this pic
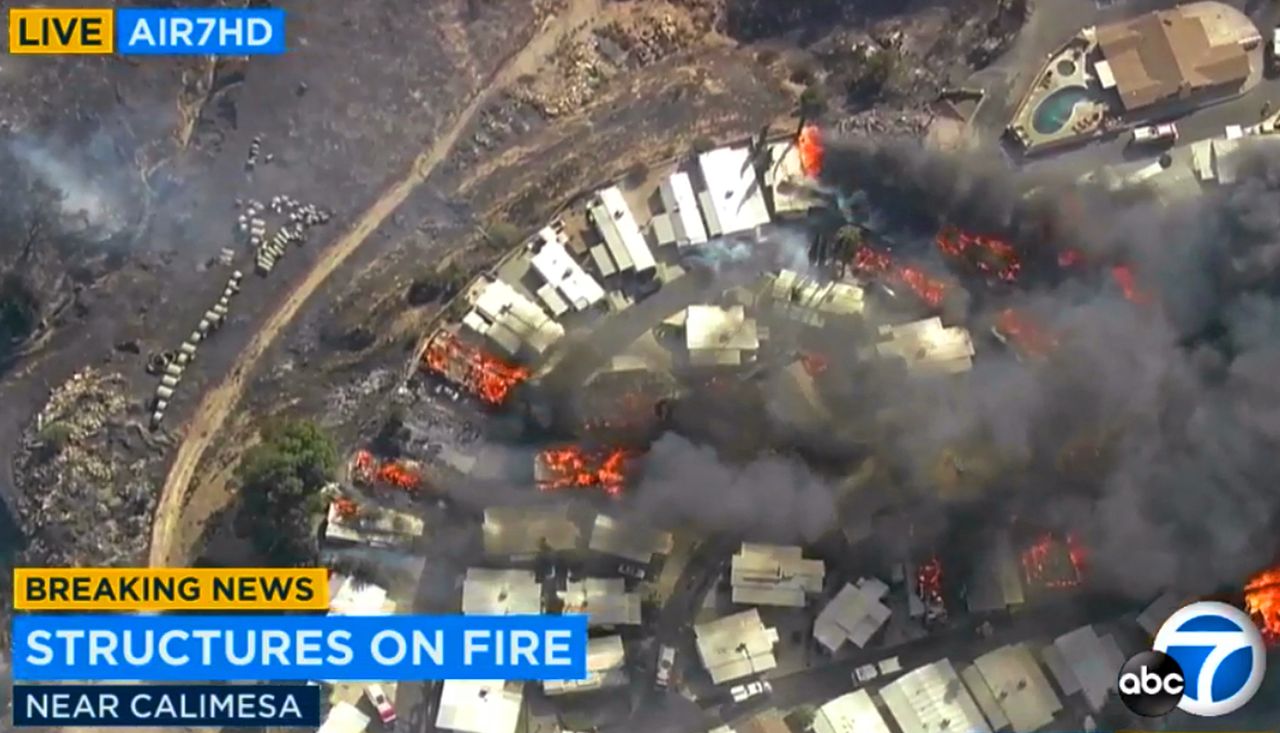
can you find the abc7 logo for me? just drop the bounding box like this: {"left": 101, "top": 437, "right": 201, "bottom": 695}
{"left": 1118, "top": 651, "right": 1186, "bottom": 717}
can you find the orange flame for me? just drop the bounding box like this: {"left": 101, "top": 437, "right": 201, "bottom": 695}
{"left": 852, "top": 245, "right": 948, "bottom": 308}
{"left": 1021, "top": 532, "right": 1087, "bottom": 589}
{"left": 798, "top": 125, "right": 823, "bottom": 178}
{"left": 1244, "top": 567, "right": 1280, "bottom": 644}
{"left": 422, "top": 333, "right": 530, "bottom": 405}
{"left": 537, "top": 446, "right": 631, "bottom": 496}
{"left": 995, "top": 308, "right": 1059, "bottom": 358}
{"left": 935, "top": 226, "right": 1022, "bottom": 283}
{"left": 333, "top": 497, "right": 359, "bottom": 519}
{"left": 916, "top": 555, "right": 944, "bottom": 608}
{"left": 376, "top": 460, "right": 421, "bottom": 490}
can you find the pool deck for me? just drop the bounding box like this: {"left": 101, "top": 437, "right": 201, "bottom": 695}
{"left": 1007, "top": 34, "right": 1113, "bottom": 153}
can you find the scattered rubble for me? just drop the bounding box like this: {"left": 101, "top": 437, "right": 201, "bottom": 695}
{"left": 16, "top": 368, "right": 164, "bottom": 567}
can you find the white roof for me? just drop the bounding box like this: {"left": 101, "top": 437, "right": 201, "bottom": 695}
{"left": 328, "top": 575, "right": 392, "bottom": 615}
{"left": 880, "top": 660, "right": 992, "bottom": 733}
{"left": 593, "top": 186, "right": 656, "bottom": 272}
{"left": 531, "top": 234, "right": 605, "bottom": 311}
{"left": 814, "top": 690, "right": 894, "bottom": 733}
{"left": 694, "top": 609, "right": 780, "bottom": 684}
{"left": 557, "top": 578, "right": 642, "bottom": 626}
{"left": 876, "top": 318, "right": 975, "bottom": 375}
{"left": 1052, "top": 625, "right": 1126, "bottom": 712}
{"left": 543, "top": 635, "right": 627, "bottom": 695}
{"left": 1093, "top": 59, "right": 1116, "bottom": 89}
{"left": 698, "top": 146, "right": 772, "bottom": 235}
{"left": 660, "top": 171, "right": 710, "bottom": 246}
{"left": 318, "top": 702, "right": 370, "bottom": 733}
{"left": 813, "top": 579, "right": 891, "bottom": 652}
{"left": 436, "top": 680, "right": 524, "bottom": 733}
{"left": 686, "top": 305, "right": 760, "bottom": 353}
{"left": 461, "top": 568, "right": 542, "bottom": 615}
{"left": 465, "top": 279, "right": 564, "bottom": 356}
{"left": 971, "top": 643, "right": 1062, "bottom": 733}
{"left": 325, "top": 500, "right": 424, "bottom": 548}
{"left": 588, "top": 513, "right": 674, "bottom": 563}
{"left": 730, "top": 543, "right": 825, "bottom": 608}
{"left": 768, "top": 270, "right": 866, "bottom": 326}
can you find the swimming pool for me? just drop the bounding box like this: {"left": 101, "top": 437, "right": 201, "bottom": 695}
{"left": 1033, "top": 87, "right": 1093, "bottom": 135}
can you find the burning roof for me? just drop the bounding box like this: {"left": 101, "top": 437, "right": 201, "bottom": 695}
{"left": 1244, "top": 566, "right": 1280, "bottom": 644}
{"left": 352, "top": 450, "right": 423, "bottom": 492}
{"left": 993, "top": 308, "right": 1059, "bottom": 359}
{"left": 935, "top": 227, "right": 1022, "bottom": 284}
{"left": 535, "top": 446, "right": 634, "bottom": 496}
{"left": 1021, "top": 533, "right": 1087, "bottom": 591}
{"left": 852, "top": 245, "right": 949, "bottom": 309}
{"left": 421, "top": 331, "right": 530, "bottom": 406}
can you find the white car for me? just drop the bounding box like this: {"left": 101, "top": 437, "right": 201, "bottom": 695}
{"left": 655, "top": 645, "right": 676, "bottom": 688}
{"left": 364, "top": 684, "right": 396, "bottom": 725}
{"left": 730, "top": 680, "right": 771, "bottom": 702}
{"left": 854, "top": 664, "right": 880, "bottom": 683}
{"left": 1131, "top": 123, "right": 1178, "bottom": 145}
{"left": 878, "top": 656, "right": 902, "bottom": 675}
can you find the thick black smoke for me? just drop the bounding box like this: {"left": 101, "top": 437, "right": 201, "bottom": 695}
{"left": 621, "top": 136, "right": 1280, "bottom": 602}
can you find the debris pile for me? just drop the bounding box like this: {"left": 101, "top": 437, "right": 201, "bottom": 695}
{"left": 149, "top": 269, "right": 244, "bottom": 429}
{"left": 16, "top": 368, "right": 160, "bottom": 567}
{"left": 235, "top": 195, "right": 333, "bottom": 276}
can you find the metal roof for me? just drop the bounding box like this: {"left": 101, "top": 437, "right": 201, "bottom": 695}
{"left": 594, "top": 186, "right": 656, "bottom": 272}
{"left": 971, "top": 643, "right": 1062, "bottom": 733}
{"left": 694, "top": 609, "right": 781, "bottom": 684}
{"left": 698, "top": 146, "right": 772, "bottom": 235}
{"left": 482, "top": 505, "right": 581, "bottom": 557}
{"left": 813, "top": 578, "right": 892, "bottom": 652}
{"left": 730, "top": 543, "right": 825, "bottom": 608}
{"left": 880, "top": 659, "right": 992, "bottom": 733}
{"left": 530, "top": 233, "right": 606, "bottom": 311}
{"left": 876, "top": 317, "right": 975, "bottom": 375}
{"left": 813, "top": 690, "right": 893, "bottom": 733}
{"left": 686, "top": 305, "right": 761, "bottom": 353}
{"left": 660, "top": 171, "right": 710, "bottom": 246}
{"left": 543, "top": 635, "right": 628, "bottom": 695}
{"left": 436, "top": 680, "right": 524, "bottom": 733}
{"left": 588, "top": 513, "right": 674, "bottom": 564}
{"left": 764, "top": 141, "right": 821, "bottom": 215}
{"left": 461, "top": 568, "right": 542, "bottom": 615}
{"left": 1051, "top": 625, "right": 1126, "bottom": 712}
{"left": 557, "top": 578, "right": 642, "bottom": 626}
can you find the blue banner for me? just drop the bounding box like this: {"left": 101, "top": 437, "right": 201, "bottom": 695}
{"left": 12, "top": 614, "right": 588, "bottom": 681}
{"left": 12, "top": 684, "right": 321, "bottom": 728}
{"left": 116, "top": 9, "right": 285, "bottom": 56}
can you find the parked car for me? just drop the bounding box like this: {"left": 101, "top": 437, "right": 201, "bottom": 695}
{"left": 655, "top": 645, "right": 677, "bottom": 688}
{"left": 365, "top": 684, "right": 397, "bottom": 725}
{"left": 730, "top": 680, "right": 772, "bottom": 702}
{"left": 1131, "top": 123, "right": 1178, "bottom": 146}
{"left": 878, "top": 656, "right": 902, "bottom": 675}
{"left": 854, "top": 664, "right": 880, "bottom": 683}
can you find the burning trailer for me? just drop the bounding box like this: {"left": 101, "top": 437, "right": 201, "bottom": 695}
{"left": 535, "top": 446, "right": 636, "bottom": 497}
{"left": 908, "top": 555, "right": 947, "bottom": 624}
{"left": 1245, "top": 566, "right": 1280, "bottom": 644}
{"left": 992, "top": 308, "right": 1059, "bottom": 360}
{"left": 851, "top": 245, "right": 949, "bottom": 309}
{"left": 420, "top": 330, "right": 530, "bottom": 406}
{"left": 351, "top": 450, "right": 424, "bottom": 492}
{"left": 1020, "top": 533, "right": 1087, "bottom": 592}
{"left": 935, "top": 227, "right": 1023, "bottom": 284}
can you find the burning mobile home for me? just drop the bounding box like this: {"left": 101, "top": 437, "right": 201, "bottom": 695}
{"left": 421, "top": 330, "right": 531, "bottom": 406}
{"left": 1245, "top": 566, "right": 1280, "bottom": 643}
{"left": 1020, "top": 533, "right": 1087, "bottom": 592}
{"left": 872, "top": 318, "right": 975, "bottom": 376}
{"left": 351, "top": 450, "right": 424, "bottom": 492}
{"left": 535, "top": 446, "right": 635, "bottom": 496}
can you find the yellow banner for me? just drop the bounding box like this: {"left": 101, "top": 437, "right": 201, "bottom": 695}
{"left": 8, "top": 8, "right": 115, "bottom": 55}
{"left": 14, "top": 568, "right": 329, "bottom": 611}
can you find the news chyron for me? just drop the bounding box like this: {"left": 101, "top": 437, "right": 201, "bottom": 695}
{"left": 6, "top": 7, "right": 285, "bottom": 55}
{"left": 11, "top": 568, "right": 587, "bottom": 728}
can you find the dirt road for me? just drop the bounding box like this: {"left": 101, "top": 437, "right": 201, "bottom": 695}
{"left": 148, "top": 0, "right": 603, "bottom": 567}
